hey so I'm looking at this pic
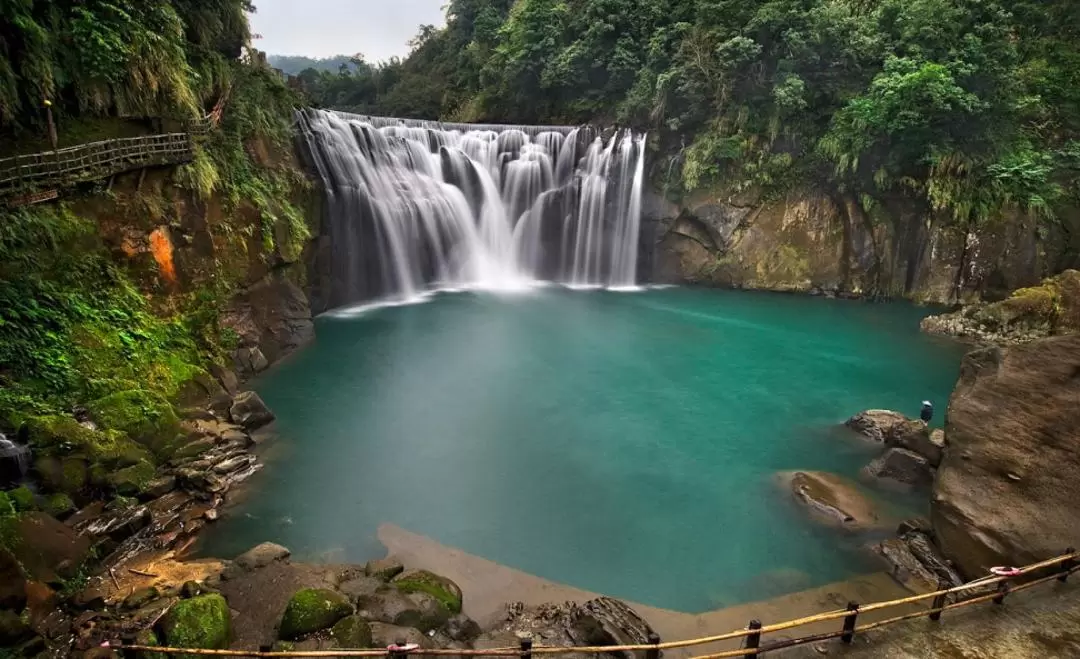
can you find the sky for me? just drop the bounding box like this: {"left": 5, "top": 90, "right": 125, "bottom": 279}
{"left": 249, "top": 0, "right": 446, "bottom": 63}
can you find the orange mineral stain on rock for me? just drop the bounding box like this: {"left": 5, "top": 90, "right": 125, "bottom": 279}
{"left": 149, "top": 227, "right": 177, "bottom": 284}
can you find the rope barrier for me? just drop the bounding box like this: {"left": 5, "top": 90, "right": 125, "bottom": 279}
{"left": 111, "top": 550, "right": 1078, "bottom": 658}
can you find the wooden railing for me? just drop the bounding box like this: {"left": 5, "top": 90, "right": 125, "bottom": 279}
{"left": 0, "top": 133, "right": 194, "bottom": 198}
{"left": 112, "top": 549, "right": 1079, "bottom": 658}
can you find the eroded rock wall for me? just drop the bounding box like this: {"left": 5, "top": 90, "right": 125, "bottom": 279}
{"left": 646, "top": 185, "right": 1053, "bottom": 304}
{"left": 931, "top": 335, "right": 1080, "bottom": 578}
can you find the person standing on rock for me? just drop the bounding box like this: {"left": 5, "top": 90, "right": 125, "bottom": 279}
{"left": 920, "top": 401, "right": 933, "bottom": 423}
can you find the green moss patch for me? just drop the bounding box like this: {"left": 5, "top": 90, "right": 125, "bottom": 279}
{"left": 159, "top": 594, "right": 231, "bottom": 659}
{"left": 331, "top": 615, "right": 373, "bottom": 648}
{"left": 392, "top": 570, "right": 462, "bottom": 614}
{"left": 278, "top": 588, "right": 354, "bottom": 640}
{"left": 88, "top": 390, "right": 180, "bottom": 448}
{"left": 107, "top": 460, "right": 157, "bottom": 497}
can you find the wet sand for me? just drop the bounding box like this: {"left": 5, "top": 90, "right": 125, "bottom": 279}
{"left": 379, "top": 523, "right": 921, "bottom": 657}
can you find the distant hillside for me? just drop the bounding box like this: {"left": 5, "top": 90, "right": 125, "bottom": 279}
{"left": 268, "top": 54, "right": 358, "bottom": 75}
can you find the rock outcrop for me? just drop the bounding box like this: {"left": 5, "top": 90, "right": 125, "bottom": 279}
{"left": 648, "top": 184, "right": 1052, "bottom": 303}
{"left": 865, "top": 448, "right": 934, "bottom": 487}
{"left": 921, "top": 270, "right": 1080, "bottom": 344}
{"left": 781, "top": 471, "right": 881, "bottom": 529}
{"left": 222, "top": 274, "right": 315, "bottom": 377}
{"left": 932, "top": 335, "right": 1080, "bottom": 579}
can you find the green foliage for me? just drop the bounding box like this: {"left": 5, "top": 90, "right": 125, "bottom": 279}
{"left": 0, "top": 204, "right": 205, "bottom": 420}
{"left": 1, "top": 0, "right": 250, "bottom": 133}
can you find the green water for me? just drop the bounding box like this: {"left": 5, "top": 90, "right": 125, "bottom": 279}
{"left": 200, "top": 287, "right": 966, "bottom": 613}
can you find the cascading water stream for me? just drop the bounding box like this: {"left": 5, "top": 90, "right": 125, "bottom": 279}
{"left": 296, "top": 109, "right": 646, "bottom": 308}
{"left": 0, "top": 433, "right": 30, "bottom": 485}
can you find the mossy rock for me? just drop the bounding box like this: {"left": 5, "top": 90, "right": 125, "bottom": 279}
{"left": 331, "top": 615, "right": 373, "bottom": 648}
{"left": 24, "top": 415, "right": 150, "bottom": 468}
{"left": 8, "top": 486, "right": 35, "bottom": 512}
{"left": 159, "top": 594, "right": 231, "bottom": 659}
{"left": 134, "top": 628, "right": 167, "bottom": 659}
{"left": 391, "top": 570, "right": 462, "bottom": 614}
{"left": 279, "top": 588, "right": 354, "bottom": 640}
{"left": 107, "top": 460, "right": 157, "bottom": 497}
{"left": 87, "top": 390, "right": 181, "bottom": 457}
{"left": 44, "top": 493, "right": 75, "bottom": 518}
{"left": 34, "top": 455, "right": 90, "bottom": 496}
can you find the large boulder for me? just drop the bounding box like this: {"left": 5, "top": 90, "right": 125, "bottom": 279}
{"left": 159, "top": 594, "right": 231, "bottom": 658}
{"left": 391, "top": 569, "right": 462, "bottom": 615}
{"left": 932, "top": 335, "right": 1080, "bottom": 579}
{"left": 865, "top": 448, "right": 935, "bottom": 487}
{"left": 234, "top": 542, "right": 291, "bottom": 571}
{"left": 229, "top": 391, "right": 275, "bottom": 430}
{"left": 279, "top": 588, "right": 354, "bottom": 640}
{"left": 781, "top": 471, "right": 881, "bottom": 529}
{"left": 331, "top": 615, "right": 373, "bottom": 648}
{"left": 10, "top": 512, "right": 92, "bottom": 585}
{"left": 844, "top": 410, "right": 909, "bottom": 443}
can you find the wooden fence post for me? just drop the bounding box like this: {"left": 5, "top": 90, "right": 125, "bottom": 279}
{"left": 928, "top": 579, "right": 949, "bottom": 622}
{"left": 1060, "top": 547, "right": 1076, "bottom": 583}
{"left": 993, "top": 581, "right": 1009, "bottom": 605}
{"left": 840, "top": 602, "right": 859, "bottom": 644}
{"left": 742, "top": 620, "right": 762, "bottom": 658}
{"left": 519, "top": 633, "right": 533, "bottom": 659}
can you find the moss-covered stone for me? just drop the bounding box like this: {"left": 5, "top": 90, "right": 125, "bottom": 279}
{"left": 134, "top": 628, "right": 167, "bottom": 659}
{"left": 0, "top": 492, "right": 15, "bottom": 518}
{"left": 34, "top": 454, "right": 90, "bottom": 497}
{"left": 331, "top": 615, "right": 373, "bottom": 648}
{"left": 24, "top": 415, "right": 150, "bottom": 469}
{"left": 159, "top": 594, "right": 231, "bottom": 659}
{"left": 87, "top": 390, "right": 181, "bottom": 457}
{"left": 44, "top": 493, "right": 75, "bottom": 518}
{"left": 8, "top": 486, "right": 35, "bottom": 512}
{"left": 107, "top": 460, "right": 157, "bottom": 497}
{"left": 278, "top": 588, "right": 354, "bottom": 640}
{"left": 391, "top": 570, "right": 462, "bottom": 615}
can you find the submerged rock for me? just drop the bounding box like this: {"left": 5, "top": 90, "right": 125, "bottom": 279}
{"left": 279, "top": 588, "right": 354, "bottom": 640}
{"left": 874, "top": 531, "right": 962, "bottom": 593}
{"left": 782, "top": 471, "right": 880, "bottom": 528}
{"left": 932, "top": 335, "right": 1080, "bottom": 579}
{"left": 865, "top": 448, "right": 934, "bottom": 487}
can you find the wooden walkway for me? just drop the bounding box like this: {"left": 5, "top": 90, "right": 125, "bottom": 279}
{"left": 0, "top": 133, "right": 195, "bottom": 200}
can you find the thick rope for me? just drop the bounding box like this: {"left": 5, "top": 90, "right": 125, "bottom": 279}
{"left": 113, "top": 551, "right": 1078, "bottom": 657}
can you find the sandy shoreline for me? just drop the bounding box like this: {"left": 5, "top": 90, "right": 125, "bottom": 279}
{"left": 378, "top": 523, "right": 921, "bottom": 657}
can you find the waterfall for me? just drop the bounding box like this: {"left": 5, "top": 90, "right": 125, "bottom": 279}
{"left": 297, "top": 109, "right": 646, "bottom": 307}
{"left": 0, "top": 433, "right": 30, "bottom": 485}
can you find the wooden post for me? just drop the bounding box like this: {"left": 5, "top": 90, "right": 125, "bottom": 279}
{"left": 258, "top": 645, "right": 272, "bottom": 654}
{"left": 928, "top": 579, "right": 949, "bottom": 621}
{"left": 1060, "top": 547, "right": 1076, "bottom": 583}
{"left": 45, "top": 100, "right": 58, "bottom": 150}
{"left": 742, "top": 620, "right": 762, "bottom": 658}
{"left": 389, "top": 638, "right": 408, "bottom": 659}
{"left": 519, "top": 634, "right": 533, "bottom": 659}
{"left": 993, "top": 581, "right": 1009, "bottom": 605}
{"left": 645, "top": 632, "right": 661, "bottom": 659}
{"left": 841, "top": 602, "right": 859, "bottom": 644}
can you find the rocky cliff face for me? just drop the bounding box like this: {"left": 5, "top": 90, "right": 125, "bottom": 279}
{"left": 645, "top": 186, "right": 1054, "bottom": 304}
{"left": 931, "top": 334, "right": 1080, "bottom": 578}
